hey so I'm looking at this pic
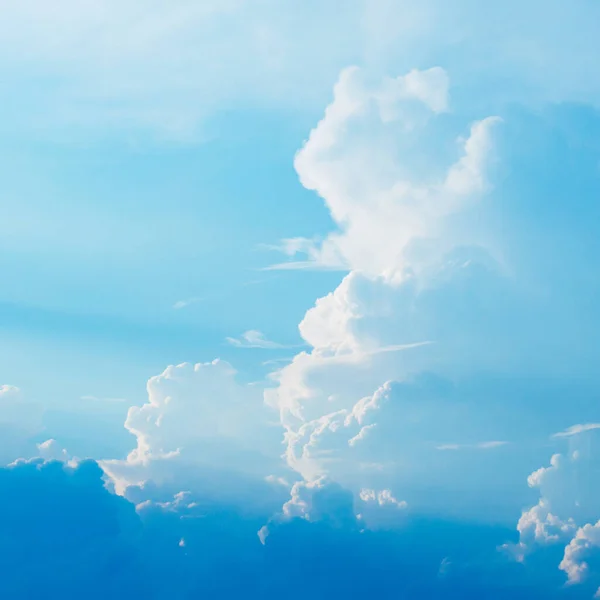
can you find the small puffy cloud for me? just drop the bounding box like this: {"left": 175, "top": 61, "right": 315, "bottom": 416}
{"left": 359, "top": 488, "right": 407, "bottom": 509}
{"left": 9, "top": 440, "right": 71, "bottom": 470}
{"left": 281, "top": 477, "right": 357, "bottom": 526}
{"left": 136, "top": 490, "right": 200, "bottom": 514}
{"left": 358, "top": 488, "right": 408, "bottom": 530}
{"left": 36, "top": 439, "right": 70, "bottom": 463}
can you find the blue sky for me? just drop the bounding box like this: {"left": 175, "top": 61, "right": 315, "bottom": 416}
{"left": 2, "top": 1, "right": 600, "bottom": 598}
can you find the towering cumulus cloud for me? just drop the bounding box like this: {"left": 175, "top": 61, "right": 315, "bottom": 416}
{"left": 265, "top": 62, "right": 600, "bottom": 540}
{"left": 266, "top": 66, "right": 506, "bottom": 513}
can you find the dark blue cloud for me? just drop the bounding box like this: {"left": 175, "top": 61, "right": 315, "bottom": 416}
{"left": 0, "top": 459, "right": 144, "bottom": 598}
{"left": 0, "top": 458, "right": 589, "bottom": 599}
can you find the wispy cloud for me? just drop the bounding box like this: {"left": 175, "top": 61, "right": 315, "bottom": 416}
{"left": 436, "top": 441, "right": 509, "bottom": 451}
{"left": 226, "top": 330, "right": 300, "bottom": 350}
{"left": 173, "top": 297, "right": 202, "bottom": 310}
{"left": 261, "top": 356, "right": 296, "bottom": 367}
{"left": 435, "top": 444, "right": 461, "bottom": 451}
{"left": 552, "top": 423, "right": 600, "bottom": 438}
{"left": 259, "top": 237, "right": 348, "bottom": 272}
{"left": 262, "top": 261, "right": 348, "bottom": 272}
{"left": 368, "top": 341, "right": 433, "bottom": 356}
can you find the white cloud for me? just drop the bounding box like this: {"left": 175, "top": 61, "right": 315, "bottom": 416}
{"left": 259, "top": 476, "right": 358, "bottom": 544}
{"left": 435, "top": 441, "right": 508, "bottom": 451}
{"left": 506, "top": 428, "right": 600, "bottom": 588}
{"left": 36, "top": 439, "right": 70, "bottom": 463}
{"left": 102, "top": 359, "right": 281, "bottom": 493}
{"left": 357, "top": 488, "right": 408, "bottom": 530}
{"left": 502, "top": 499, "right": 577, "bottom": 562}
{"left": 359, "top": 488, "right": 407, "bottom": 509}
{"left": 524, "top": 444, "right": 600, "bottom": 527}
{"left": 8, "top": 439, "right": 73, "bottom": 468}
{"left": 276, "top": 376, "right": 500, "bottom": 508}
{"left": 226, "top": 330, "right": 297, "bottom": 350}
{"left": 173, "top": 297, "right": 203, "bottom": 310}
{"left": 560, "top": 521, "right": 600, "bottom": 586}
{"left": 265, "top": 475, "right": 291, "bottom": 488}
{"left": 136, "top": 490, "right": 199, "bottom": 514}
{"left": 553, "top": 424, "right": 600, "bottom": 439}
{"left": 264, "top": 62, "right": 600, "bottom": 533}
{"left": 270, "top": 65, "right": 499, "bottom": 279}
{"left": 262, "top": 72, "right": 518, "bottom": 511}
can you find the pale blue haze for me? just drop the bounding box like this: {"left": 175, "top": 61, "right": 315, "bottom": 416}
{"left": 1, "top": 1, "right": 600, "bottom": 598}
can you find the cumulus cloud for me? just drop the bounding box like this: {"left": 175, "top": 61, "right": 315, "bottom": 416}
{"left": 357, "top": 488, "right": 408, "bottom": 530}
{"left": 36, "top": 439, "right": 70, "bottom": 463}
{"left": 262, "top": 62, "right": 600, "bottom": 533}
{"left": 503, "top": 499, "right": 577, "bottom": 562}
{"left": 264, "top": 69, "right": 504, "bottom": 504}
{"left": 270, "top": 65, "right": 499, "bottom": 279}
{"left": 281, "top": 477, "right": 357, "bottom": 526}
{"left": 0, "top": 457, "right": 566, "bottom": 599}
{"left": 261, "top": 478, "right": 409, "bottom": 543}
{"left": 560, "top": 521, "right": 600, "bottom": 588}
{"left": 506, "top": 427, "right": 600, "bottom": 592}
{"left": 102, "top": 359, "right": 281, "bottom": 494}
{"left": 359, "top": 488, "right": 407, "bottom": 508}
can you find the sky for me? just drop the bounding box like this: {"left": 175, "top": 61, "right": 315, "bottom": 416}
{"left": 1, "top": 1, "right": 600, "bottom": 598}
